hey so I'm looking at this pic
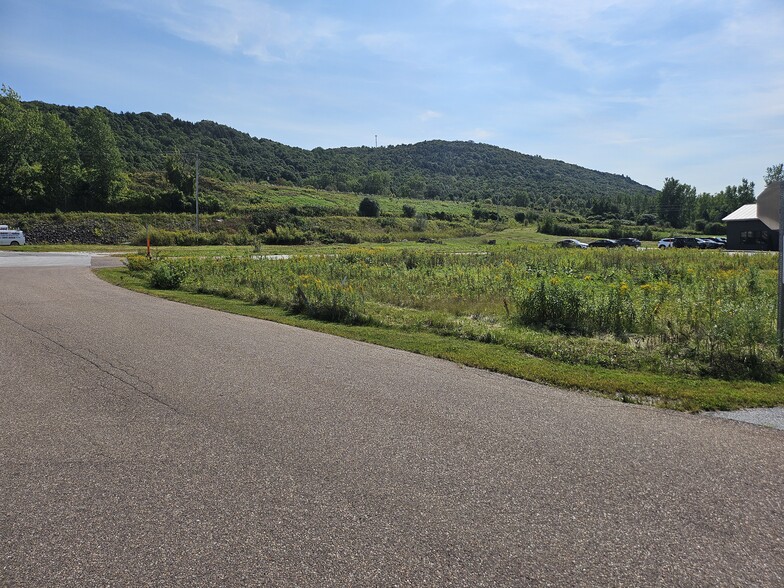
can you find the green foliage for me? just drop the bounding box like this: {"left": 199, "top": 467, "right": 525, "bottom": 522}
{"left": 149, "top": 260, "right": 188, "bottom": 289}
{"left": 14, "top": 98, "right": 661, "bottom": 217}
{"left": 693, "top": 180, "right": 753, "bottom": 226}
{"left": 402, "top": 204, "right": 416, "bottom": 218}
{"left": 412, "top": 213, "right": 428, "bottom": 232}
{"left": 146, "top": 247, "right": 780, "bottom": 383}
{"left": 124, "top": 254, "right": 154, "bottom": 272}
{"left": 358, "top": 197, "right": 381, "bottom": 217}
{"left": 360, "top": 171, "right": 391, "bottom": 195}
{"left": 658, "top": 177, "right": 696, "bottom": 228}
{"left": 292, "top": 275, "right": 367, "bottom": 324}
{"left": 262, "top": 225, "right": 310, "bottom": 245}
{"left": 704, "top": 222, "right": 725, "bottom": 235}
{"left": 472, "top": 207, "right": 501, "bottom": 221}
{"left": 515, "top": 277, "right": 637, "bottom": 338}
{"left": 537, "top": 214, "right": 558, "bottom": 234}
{"left": 75, "top": 108, "right": 126, "bottom": 210}
{"left": 0, "top": 87, "right": 127, "bottom": 212}
{"left": 607, "top": 220, "right": 623, "bottom": 239}
{"left": 134, "top": 228, "right": 231, "bottom": 246}
{"left": 764, "top": 163, "right": 783, "bottom": 185}
{"left": 514, "top": 211, "right": 526, "bottom": 223}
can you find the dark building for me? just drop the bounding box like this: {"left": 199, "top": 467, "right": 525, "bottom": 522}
{"left": 723, "top": 182, "right": 780, "bottom": 251}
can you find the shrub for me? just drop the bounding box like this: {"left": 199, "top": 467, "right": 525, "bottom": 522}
{"left": 429, "top": 211, "right": 459, "bottom": 221}
{"left": 537, "top": 214, "right": 558, "bottom": 234}
{"left": 704, "top": 222, "right": 725, "bottom": 235}
{"left": 413, "top": 213, "right": 428, "bottom": 232}
{"left": 149, "top": 260, "right": 187, "bottom": 289}
{"left": 638, "top": 213, "right": 658, "bottom": 226}
{"left": 639, "top": 225, "right": 654, "bottom": 241}
{"left": 358, "top": 197, "right": 381, "bottom": 217}
{"left": 515, "top": 277, "right": 636, "bottom": 337}
{"left": 262, "top": 225, "right": 310, "bottom": 245}
{"left": 514, "top": 211, "right": 527, "bottom": 223}
{"left": 472, "top": 207, "right": 501, "bottom": 221}
{"left": 402, "top": 204, "right": 416, "bottom": 218}
{"left": 291, "top": 275, "right": 366, "bottom": 324}
{"left": 124, "top": 255, "right": 154, "bottom": 273}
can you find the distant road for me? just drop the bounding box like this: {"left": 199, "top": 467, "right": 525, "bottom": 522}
{"left": 2, "top": 254, "right": 783, "bottom": 586}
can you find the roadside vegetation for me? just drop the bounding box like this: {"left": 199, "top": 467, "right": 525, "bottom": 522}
{"left": 110, "top": 246, "right": 783, "bottom": 412}
{"left": 6, "top": 86, "right": 784, "bottom": 411}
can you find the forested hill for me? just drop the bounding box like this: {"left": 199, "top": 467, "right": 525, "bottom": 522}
{"left": 29, "top": 101, "right": 657, "bottom": 209}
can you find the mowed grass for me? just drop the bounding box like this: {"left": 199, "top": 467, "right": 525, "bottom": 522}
{"left": 99, "top": 245, "right": 784, "bottom": 412}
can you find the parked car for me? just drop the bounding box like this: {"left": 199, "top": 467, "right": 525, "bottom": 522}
{"left": 616, "top": 237, "right": 641, "bottom": 248}
{"left": 673, "top": 237, "right": 706, "bottom": 249}
{"left": 555, "top": 238, "right": 588, "bottom": 249}
{"left": 658, "top": 237, "right": 674, "bottom": 248}
{"left": 0, "top": 225, "right": 25, "bottom": 246}
{"left": 701, "top": 238, "right": 725, "bottom": 249}
{"left": 588, "top": 239, "right": 619, "bottom": 248}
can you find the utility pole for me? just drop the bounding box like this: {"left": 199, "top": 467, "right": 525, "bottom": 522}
{"left": 778, "top": 181, "right": 784, "bottom": 356}
{"left": 375, "top": 135, "right": 378, "bottom": 148}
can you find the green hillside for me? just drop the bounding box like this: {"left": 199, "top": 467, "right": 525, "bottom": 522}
{"left": 26, "top": 100, "right": 658, "bottom": 215}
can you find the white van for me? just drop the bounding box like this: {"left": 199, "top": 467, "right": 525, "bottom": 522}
{"left": 0, "top": 225, "right": 26, "bottom": 246}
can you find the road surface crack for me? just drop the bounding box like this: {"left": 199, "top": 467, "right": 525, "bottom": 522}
{"left": 0, "top": 311, "right": 179, "bottom": 414}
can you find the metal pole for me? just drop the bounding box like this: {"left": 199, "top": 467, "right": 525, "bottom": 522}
{"left": 778, "top": 181, "right": 784, "bottom": 356}
{"left": 194, "top": 156, "right": 200, "bottom": 233}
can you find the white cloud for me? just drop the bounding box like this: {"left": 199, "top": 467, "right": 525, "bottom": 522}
{"left": 419, "top": 110, "right": 443, "bottom": 121}
{"left": 107, "top": 0, "right": 343, "bottom": 62}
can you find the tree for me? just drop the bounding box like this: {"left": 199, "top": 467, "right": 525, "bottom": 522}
{"left": 735, "top": 178, "right": 755, "bottom": 206}
{"left": 165, "top": 150, "right": 194, "bottom": 196}
{"left": 658, "top": 177, "right": 695, "bottom": 228}
{"left": 38, "top": 113, "right": 79, "bottom": 210}
{"left": 358, "top": 197, "right": 381, "bottom": 217}
{"left": 360, "top": 171, "right": 391, "bottom": 195}
{"left": 764, "top": 163, "right": 783, "bottom": 185}
{"left": 0, "top": 85, "right": 39, "bottom": 210}
{"left": 74, "top": 108, "right": 125, "bottom": 210}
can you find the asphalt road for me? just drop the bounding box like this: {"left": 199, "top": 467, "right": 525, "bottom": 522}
{"left": 2, "top": 254, "right": 783, "bottom": 586}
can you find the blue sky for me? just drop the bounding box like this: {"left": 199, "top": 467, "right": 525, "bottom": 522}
{"left": 1, "top": 0, "right": 782, "bottom": 194}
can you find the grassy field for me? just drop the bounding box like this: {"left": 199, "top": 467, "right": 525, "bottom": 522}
{"left": 102, "top": 245, "right": 784, "bottom": 412}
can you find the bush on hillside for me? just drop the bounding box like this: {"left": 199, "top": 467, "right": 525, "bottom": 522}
{"left": 358, "top": 197, "right": 381, "bottom": 217}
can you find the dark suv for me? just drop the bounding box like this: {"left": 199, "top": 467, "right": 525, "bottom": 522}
{"left": 673, "top": 237, "right": 705, "bottom": 249}
{"left": 616, "top": 237, "right": 641, "bottom": 248}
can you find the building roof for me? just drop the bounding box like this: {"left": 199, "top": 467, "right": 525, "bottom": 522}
{"left": 722, "top": 204, "right": 759, "bottom": 222}
{"left": 722, "top": 182, "right": 781, "bottom": 230}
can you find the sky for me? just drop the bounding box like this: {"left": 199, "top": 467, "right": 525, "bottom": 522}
{"left": 1, "top": 0, "right": 782, "bottom": 194}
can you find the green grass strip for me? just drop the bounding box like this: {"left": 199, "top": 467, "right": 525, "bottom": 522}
{"left": 96, "top": 267, "right": 784, "bottom": 412}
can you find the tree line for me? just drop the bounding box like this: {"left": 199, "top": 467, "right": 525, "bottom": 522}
{"left": 0, "top": 86, "right": 126, "bottom": 212}
{"left": 3, "top": 86, "right": 781, "bottom": 227}
{"left": 656, "top": 164, "right": 783, "bottom": 230}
